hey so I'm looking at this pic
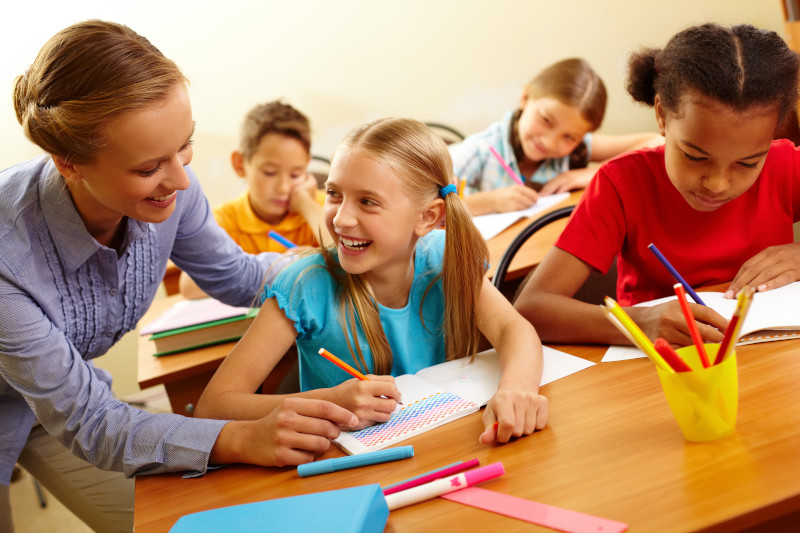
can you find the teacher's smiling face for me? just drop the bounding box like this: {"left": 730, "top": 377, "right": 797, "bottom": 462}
{"left": 54, "top": 83, "right": 195, "bottom": 246}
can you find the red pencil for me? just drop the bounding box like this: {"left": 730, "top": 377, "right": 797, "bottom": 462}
{"left": 673, "top": 283, "right": 710, "bottom": 368}
{"left": 714, "top": 287, "right": 755, "bottom": 365}
{"left": 654, "top": 338, "right": 692, "bottom": 372}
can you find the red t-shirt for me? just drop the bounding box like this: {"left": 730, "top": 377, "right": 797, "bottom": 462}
{"left": 556, "top": 140, "right": 800, "bottom": 305}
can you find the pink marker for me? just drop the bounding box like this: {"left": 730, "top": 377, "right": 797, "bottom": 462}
{"left": 385, "top": 462, "right": 505, "bottom": 510}
{"left": 383, "top": 458, "right": 480, "bottom": 496}
{"left": 488, "top": 146, "right": 525, "bottom": 185}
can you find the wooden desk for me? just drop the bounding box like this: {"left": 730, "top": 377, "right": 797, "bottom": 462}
{"left": 135, "top": 338, "right": 800, "bottom": 532}
{"left": 139, "top": 192, "right": 581, "bottom": 415}
{"left": 485, "top": 190, "right": 581, "bottom": 281}
{"left": 137, "top": 295, "right": 233, "bottom": 415}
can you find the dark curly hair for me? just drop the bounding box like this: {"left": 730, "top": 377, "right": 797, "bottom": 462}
{"left": 627, "top": 23, "right": 800, "bottom": 124}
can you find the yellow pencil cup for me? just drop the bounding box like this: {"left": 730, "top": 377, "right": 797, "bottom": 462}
{"left": 655, "top": 343, "right": 738, "bottom": 443}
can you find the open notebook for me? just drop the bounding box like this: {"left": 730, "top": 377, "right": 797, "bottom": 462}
{"left": 472, "top": 192, "right": 570, "bottom": 240}
{"left": 334, "top": 346, "right": 594, "bottom": 454}
{"left": 603, "top": 281, "right": 800, "bottom": 362}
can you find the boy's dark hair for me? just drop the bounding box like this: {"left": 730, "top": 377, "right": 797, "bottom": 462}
{"left": 627, "top": 23, "right": 800, "bottom": 123}
{"left": 239, "top": 100, "right": 311, "bottom": 160}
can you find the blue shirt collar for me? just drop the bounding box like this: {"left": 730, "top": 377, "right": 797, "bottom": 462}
{"left": 39, "top": 164, "right": 149, "bottom": 272}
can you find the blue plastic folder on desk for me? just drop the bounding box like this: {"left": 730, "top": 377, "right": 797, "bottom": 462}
{"left": 168, "top": 484, "right": 388, "bottom": 532}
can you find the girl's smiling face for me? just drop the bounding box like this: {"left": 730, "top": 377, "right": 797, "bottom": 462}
{"left": 516, "top": 94, "right": 593, "bottom": 163}
{"left": 656, "top": 91, "right": 778, "bottom": 212}
{"left": 323, "top": 148, "right": 429, "bottom": 285}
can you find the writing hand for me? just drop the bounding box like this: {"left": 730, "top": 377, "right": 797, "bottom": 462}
{"left": 630, "top": 300, "right": 726, "bottom": 346}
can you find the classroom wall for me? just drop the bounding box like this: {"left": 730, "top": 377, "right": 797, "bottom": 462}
{"left": 0, "top": 0, "right": 786, "bottom": 396}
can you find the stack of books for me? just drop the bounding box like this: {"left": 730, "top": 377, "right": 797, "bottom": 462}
{"left": 140, "top": 298, "right": 257, "bottom": 356}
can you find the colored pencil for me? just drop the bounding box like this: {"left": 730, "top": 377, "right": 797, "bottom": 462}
{"left": 488, "top": 146, "right": 525, "bottom": 186}
{"left": 318, "top": 348, "right": 368, "bottom": 380}
{"left": 457, "top": 177, "right": 466, "bottom": 198}
{"left": 647, "top": 243, "right": 706, "bottom": 306}
{"left": 603, "top": 297, "right": 673, "bottom": 372}
{"left": 653, "top": 338, "right": 692, "bottom": 372}
{"left": 268, "top": 230, "right": 297, "bottom": 249}
{"left": 673, "top": 283, "right": 710, "bottom": 368}
{"left": 317, "top": 348, "right": 402, "bottom": 404}
{"left": 714, "top": 287, "right": 755, "bottom": 365}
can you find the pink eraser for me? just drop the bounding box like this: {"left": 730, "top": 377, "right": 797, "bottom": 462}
{"left": 464, "top": 462, "right": 505, "bottom": 486}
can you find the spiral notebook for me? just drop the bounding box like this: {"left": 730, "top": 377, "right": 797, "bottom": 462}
{"left": 334, "top": 347, "right": 595, "bottom": 455}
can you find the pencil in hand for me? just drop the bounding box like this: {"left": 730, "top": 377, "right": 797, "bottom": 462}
{"left": 318, "top": 348, "right": 368, "bottom": 380}
{"left": 647, "top": 243, "right": 706, "bottom": 306}
{"left": 317, "top": 348, "right": 402, "bottom": 404}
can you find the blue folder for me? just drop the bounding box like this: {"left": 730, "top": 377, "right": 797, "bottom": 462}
{"left": 169, "top": 483, "right": 388, "bottom": 532}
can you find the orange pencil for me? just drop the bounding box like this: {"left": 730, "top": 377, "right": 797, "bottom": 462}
{"left": 318, "top": 348, "right": 368, "bottom": 380}
{"left": 317, "top": 348, "right": 402, "bottom": 404}
{"left": 673, "top": 283, "right": 710, "bottom": 368}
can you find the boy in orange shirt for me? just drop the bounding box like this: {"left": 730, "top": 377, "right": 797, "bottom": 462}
{"left": 180, "top": 101, "right": 327, "bottom": 297}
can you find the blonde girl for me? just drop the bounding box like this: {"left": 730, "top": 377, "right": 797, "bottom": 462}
{"left": 197, "top": 118, "right": 549, "bottom": 444}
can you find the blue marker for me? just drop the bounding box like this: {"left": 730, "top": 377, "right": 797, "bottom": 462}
{"left": 297, "top": 445, "right": 414, "bottom": 477}
{"left": 647, "top": 243, "right": 707, "bottom": 306}
{"left": 268, "top": 230, "right": 297, "bottom": 249}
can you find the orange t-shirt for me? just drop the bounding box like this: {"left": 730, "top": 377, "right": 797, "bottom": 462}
{"left": 213, "top": 191, "right": 324, "bottom": 254}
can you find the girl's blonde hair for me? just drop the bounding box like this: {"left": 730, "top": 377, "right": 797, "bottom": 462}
{"left": 13, "top": 20, "right": 187, "bottom": 165}
{"left": 320, "top": 118, "right": 489, "bottom": 375}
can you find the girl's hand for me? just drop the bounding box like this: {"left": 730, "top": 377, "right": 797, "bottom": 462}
{"left": 212, "top": 397, "right": 358, "bottom": 468}
{"left": 288, "top": 173, "right": 320, "bottom": 214}
{"left": 726, "top": 243, "right": 800, "bottom": 298}
{"left": 539, "top": 168, "right": 593, "bottom": 195}
{"left": 479, "top": 384, "right": 548, "bottom": 444}
{"left": 490, "top": 185, "right": 539, "bottom": 213}
{"left": 328, "top": 376, "right": 402, "bottom": 429}
{"left": 628, "top": 300, "right": 727, "bottom": 346}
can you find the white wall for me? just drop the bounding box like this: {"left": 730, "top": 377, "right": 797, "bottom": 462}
{"left": 0, "top": 1, "right": 786, "bottom": 396}
{"left": 0, "top": 1, "right": 785, "bottom": 198}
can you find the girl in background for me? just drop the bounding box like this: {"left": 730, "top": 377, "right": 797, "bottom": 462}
{"left": 196, "top": 118, "right": 549, "bottom": 444}
{"left": 451, "top": 58, "right": 663, "bottom": 215}
{"left": 515, "top": 23, "right": 800, "bottom": 347}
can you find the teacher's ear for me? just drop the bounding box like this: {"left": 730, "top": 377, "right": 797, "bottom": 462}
{"left": 51, "top": 155, "right": 83, "bottom": 182}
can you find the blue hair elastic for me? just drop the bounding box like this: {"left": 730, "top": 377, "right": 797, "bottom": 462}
{"left": 439, "top": 183, "right": 457, "bottom": 198}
